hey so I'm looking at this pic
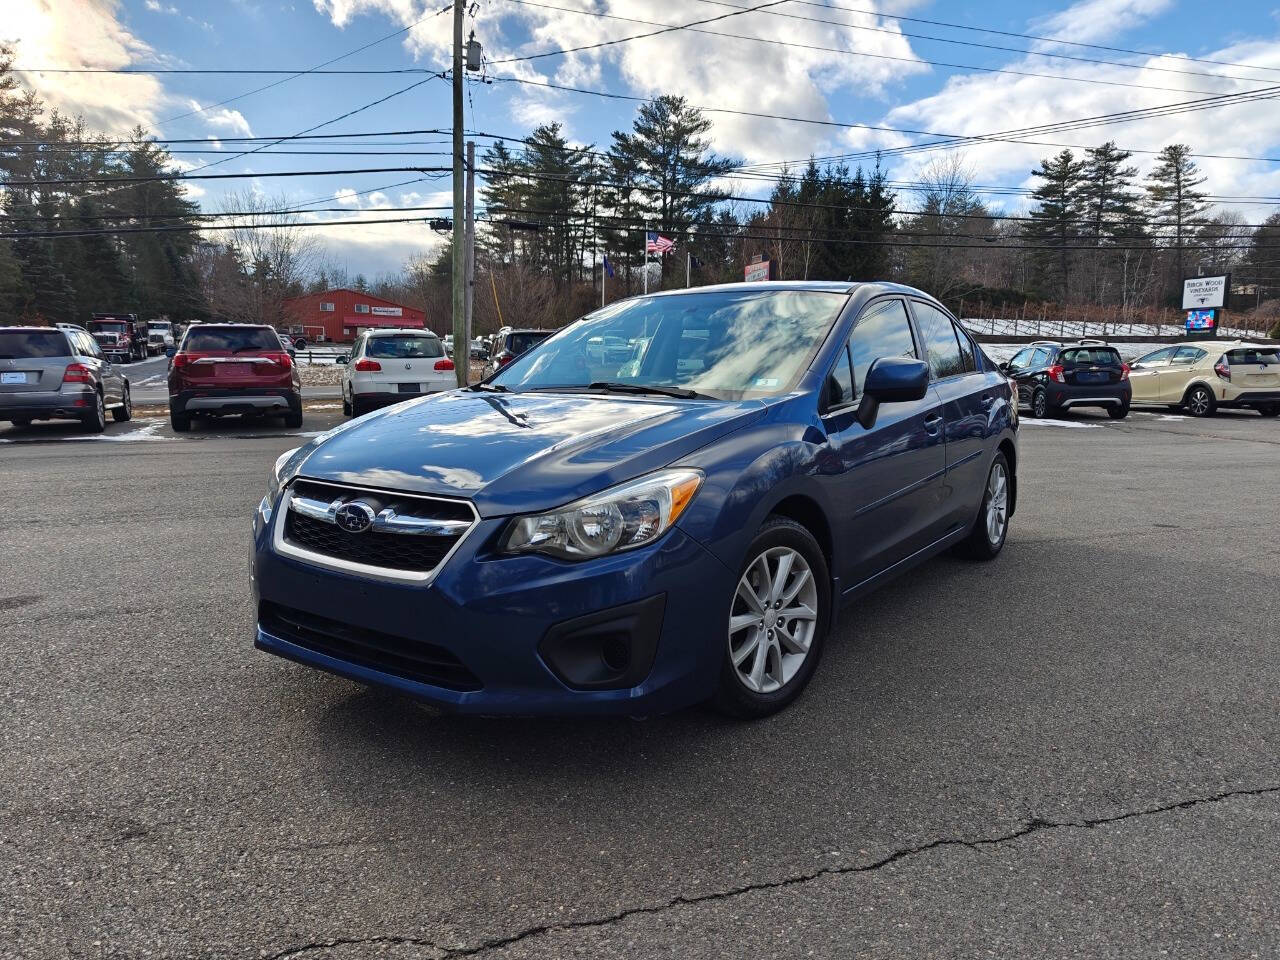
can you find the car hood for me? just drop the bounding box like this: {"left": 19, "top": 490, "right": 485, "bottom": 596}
{"left": 295, "top": 390, "right": 764, "bottom": 516}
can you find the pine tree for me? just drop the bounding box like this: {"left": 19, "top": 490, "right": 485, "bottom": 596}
{"left": 1146, "top": 144, "right": 1208, "bottom": 293}
{"left": 1024, "top": 149, "right": 1086, "bottom": 301}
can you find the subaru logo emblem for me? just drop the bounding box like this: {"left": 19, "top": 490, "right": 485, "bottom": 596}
{"left": 335, "top": 501, "right": 376, "bottom": 533}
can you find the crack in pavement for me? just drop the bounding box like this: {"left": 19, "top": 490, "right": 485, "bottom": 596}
{"left": 257, "top": 785, "right": 1279, "bottom": 959}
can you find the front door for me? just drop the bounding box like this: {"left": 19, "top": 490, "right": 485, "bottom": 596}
{"left": 821, "top": 297, "right": 947, "bottom": 588}
{"left": 1128, "top": 347, "right": 1175, "bottom": 403}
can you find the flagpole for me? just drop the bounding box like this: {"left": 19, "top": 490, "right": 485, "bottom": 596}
{"left": 642, "top": 226, "right": 649, "bottom": 295}
{"left": 686, "top": 251, "right": 691, "bottom": 288}
{"left": 601, "top": 253, "right": 606, "bottom": 308}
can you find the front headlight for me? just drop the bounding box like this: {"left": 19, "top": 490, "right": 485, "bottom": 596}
{"left": 502, "top": 469, "right": 703, "bottom": 560}
{"left": 264, "top": 445, "right": 303, "bottom": 508}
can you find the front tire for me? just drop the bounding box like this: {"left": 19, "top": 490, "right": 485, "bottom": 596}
{"left": 958, "top": 452, "right": 1011, "bottom": 560}
{"left": 1183, "top": 385, "right": 1216, "bottom": 418}
{"left": 712, "top": 517, "right": 831, "bottom": 719}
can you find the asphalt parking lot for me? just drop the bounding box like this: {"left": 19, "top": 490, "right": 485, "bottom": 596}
{"left": 2, "top": 409, "right": 1277, "bottom": 958}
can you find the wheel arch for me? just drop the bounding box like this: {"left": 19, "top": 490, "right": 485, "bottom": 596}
{"left": 767, "top": 494, "right": 834, "bottom": 575}
{"left": 997, "top": 437, "right": 1017, "bottom": 517}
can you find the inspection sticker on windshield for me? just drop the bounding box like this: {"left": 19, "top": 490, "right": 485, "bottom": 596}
{"left": 754, "top": 377, "right": 780, "bottom": 388}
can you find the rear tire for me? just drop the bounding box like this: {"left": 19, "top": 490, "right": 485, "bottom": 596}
{"left": 712, "top": 517, "right": 831, "bottom": 720}
{"left": 284, "top": 406, "right": 303, "bottom": 429}
{"left": 1107, "top": 402, "right": 1129, "bottom": 420}
{"left": 342, "top": 390, "right": 352, "bottom": 417}
{"left": 1183, "top": 385, "right": 1216, "bottom": 418}
{"left": 1257, "top": 403, "right": 1280, "bottom": 417}
{"left": 11, "top": 417, "right": 32, "bottom": 428}
{"left": 957, "top": 452, "right": 1011, "bottom": 560}
{"left": 1030, "top": 387, "right": 1047, "bottom": 419}
{"left": 82, "top": 391, "right": 106, "bottom": 434}
{"left": 170, "top": 410, "right": 191, "bottom": 432}
{"left": 351, "top": 395, "right": 368, "bottom": 418}
{"left": 112, "top": 385, "right": 132, "bottom": 422}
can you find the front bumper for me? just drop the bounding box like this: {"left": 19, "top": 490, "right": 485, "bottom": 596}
{"left": 171, "top": 388, "right": 300, "bottom": 416}
{"left": 0, "top": 387, "right": 95, "bottom": 421}
{"left": 252, "top": 504, "right": 734, "bottom": 715}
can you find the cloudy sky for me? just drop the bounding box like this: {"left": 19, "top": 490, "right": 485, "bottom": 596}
{"left": 7, "top": 0, "right": 1280, "bottom": 276}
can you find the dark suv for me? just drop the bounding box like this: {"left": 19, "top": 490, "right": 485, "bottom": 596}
{"left": 168, "top": 323, "right": 302, "bottom": 431}
{"left": 1001, "top": 341, "right": 1131, "bottom": 419}
{"left": 487, "top": 328, "right": 553, "bottom": 375}
{"left": 0, "top": 326, "right": 132, "bottom": 432}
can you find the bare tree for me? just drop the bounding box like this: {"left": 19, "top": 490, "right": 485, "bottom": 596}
{"left": 206, "top": 189, "right": 322, "bottom": 326}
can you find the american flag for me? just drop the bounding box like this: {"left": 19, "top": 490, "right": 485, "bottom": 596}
{"left": 646, "top": 231, "right": 675, "bottom": 254}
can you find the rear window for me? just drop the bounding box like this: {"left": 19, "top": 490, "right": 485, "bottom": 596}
{"left": 365, "top": 335, "right": 443, "bottom": 359}
{"left": 0, "top": 330, "right": 70, "bottom": 358}
{"left": 1227, "top": 348, "right": 1280, "bottom": 365}
{"left": 507, "top": 331, "right": 551, "bottom": 355}
{"left": 183, "top": 326, "right": 282, "bottom": 352}
{"left": 1061, "top": 347, "right": 1121, "bottom": 365}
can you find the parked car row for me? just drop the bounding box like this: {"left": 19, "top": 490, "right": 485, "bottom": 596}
{"left": 1001, "top": 338, "right": 1280, "bottom": 419}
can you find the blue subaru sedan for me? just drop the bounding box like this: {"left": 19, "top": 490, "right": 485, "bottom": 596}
{"left": 252, "top": 282, "right": 1017, "bottom": 718}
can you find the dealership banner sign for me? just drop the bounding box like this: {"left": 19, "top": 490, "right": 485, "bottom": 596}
{"left": 370, "top": 305, "right": 404, "bottom": 317}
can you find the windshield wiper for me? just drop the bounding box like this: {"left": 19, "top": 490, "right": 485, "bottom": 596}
{"left": 587, "top": 381, "right": 700, "bottom": 399}
{"left": 467, "top": 382, "right": 510, "bottom": 393}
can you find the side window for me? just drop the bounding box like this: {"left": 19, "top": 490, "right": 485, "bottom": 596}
{"left": 79, "top": 333, "right": 102, "bottom": 358}
{"left": 825, "top": 345, "right": 854, "bottom": 408}
{"left": 847, "top": 299, "right": 917, "bottom": 397}
{"left": 1172, "top": 347, "right": 1205, "bottom": 365}
{"left": 913, "top": 301, "right": 965, "bottom": 380}
{"left": 1134, "top": 347, "right": 1174, "bottom": 365}
{"left": 1007, "top": 348, "right": 1033, "bottom": 371}
{"left": 1031, "top": 348, "right": 1053, "bottom": 367}
{"left": 952, "top": 321, "right": 976, "bottom": 373}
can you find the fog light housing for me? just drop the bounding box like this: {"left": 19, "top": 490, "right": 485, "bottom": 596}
{"left": 538, "top": 595, "right": 666, "bottom": 690}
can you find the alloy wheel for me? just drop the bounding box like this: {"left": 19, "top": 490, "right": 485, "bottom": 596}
{"left": 729, "top": 546, "right": 819, "bottom": 694}
{"left": 1188, "top": 388, "right": 1211, "bottom": 416}
{"left": 1032, "top": 390, "right": 1047, "bottom": 419}
{"left": 986, "top": 461, "right": 1009, "bottom": 546}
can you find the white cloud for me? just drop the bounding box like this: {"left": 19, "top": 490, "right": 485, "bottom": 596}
{"left": 145, "top": 0, "right": 181, "bottom": 14}
{"left": 7, "top": 0, "right": 169, "bottom": 134}
{"left": 199, "top": 104, "right": 254, "bottom": 136}
{"left": 1029, "top": 0, "right": 1173, "bottom": 48}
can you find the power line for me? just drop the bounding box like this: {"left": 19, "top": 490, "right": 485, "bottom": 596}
{"left": 489, "top": 0, "right": 792, "bottom": 64}
{"left": 788, "top": 0, "right": 1280, "bottom": 78}
{"left": 2, "top": 166, "right": 449, "bottom": 186}
{"left": 155, "top": 1, "right": 454, "bottom": 128}
{"left": 494, "top": 0, "right": 1259, "bottom": 95}
{"left": 182, "top": 74, "right": 446, "bottom": 174}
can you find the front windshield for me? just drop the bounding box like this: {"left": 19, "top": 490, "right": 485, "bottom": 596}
{"left": 490, "top": 290, "right": 847, "bottom": 399}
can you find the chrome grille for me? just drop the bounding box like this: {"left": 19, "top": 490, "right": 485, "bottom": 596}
{"left": 275, "top": 478, "right": 478, "bottom": 581}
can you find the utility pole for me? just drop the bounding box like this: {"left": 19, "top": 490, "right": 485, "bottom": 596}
{"left": 464, "top": 140, "right": 475, "bottom": 385}
{"left": 449, "top": 0, "right": 466, "bottom": 387}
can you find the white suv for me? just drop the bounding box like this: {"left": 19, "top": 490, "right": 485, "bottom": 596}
{"left": 340, "top": 329, "right": 456, "bottom": 417}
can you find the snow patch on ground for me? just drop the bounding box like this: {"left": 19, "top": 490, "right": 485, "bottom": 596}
{"left": 1020, "top": 418, "right": 1101, "bottom": 429}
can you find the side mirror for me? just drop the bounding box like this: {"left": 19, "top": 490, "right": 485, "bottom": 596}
{"left": 165, "top": 346, "right": 176, "bottom": 358}
{"left": 856, "top": 356, "right": 930, "bottom": 429}
{"left": 997, "top": 361, "right": 1010, "bottom": 373}
{"left": 1128, "top": 362, "right": 1141, "bottom": 370}
{"left": 335, "top": 355, "right": 349, "bottom": 364}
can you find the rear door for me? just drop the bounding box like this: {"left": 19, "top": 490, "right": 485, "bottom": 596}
{"left": 824, "top": 297, "right": 947, "bottom": 587}
{"left": 75, "top": 332, "right": 122, "bottom": 404}
{"left": 1158, "top": 346, "right": 1207, "bottom": 401}
{"left": 1059, "top": 346, "right": 1124, "bottom": 388}
{"left": 911, "top": 300, "right": 992, "bottom": 529}
{"left": 0, "top": 329, "right": 73, "bottom": 396}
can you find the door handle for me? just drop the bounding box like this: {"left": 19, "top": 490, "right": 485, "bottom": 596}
{"left": 980, "top": 394, "right": 994, "bottom": 408}
{"left": 923, "top": 414, "right": 943, "bottom": 434}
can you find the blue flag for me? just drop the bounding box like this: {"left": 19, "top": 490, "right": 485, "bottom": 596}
{"left": 603, "top": 255, "right": 615, "bottom": 279}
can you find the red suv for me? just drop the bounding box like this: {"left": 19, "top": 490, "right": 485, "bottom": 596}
{"left": 168, "top": 323, "right": 302, "bottom": 431}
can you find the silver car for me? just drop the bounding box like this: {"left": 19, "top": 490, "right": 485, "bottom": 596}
{"left": 0, "top": 326, "right": 132, "bottom": 433}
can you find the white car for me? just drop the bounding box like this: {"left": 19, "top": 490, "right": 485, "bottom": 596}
{"left": 339, "top": 328, "right": 456, "bottom": 417}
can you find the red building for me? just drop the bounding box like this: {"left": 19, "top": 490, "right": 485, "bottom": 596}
{"left": 282, "top": 288, "right": 426, "bottom": 343}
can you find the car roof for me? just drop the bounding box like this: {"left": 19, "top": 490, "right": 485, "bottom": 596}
{"left": 1, "top": 326, "right": 70, "bottom": 333}
{"left": 365, "top": 327, "right": 437, "bottom": 336}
